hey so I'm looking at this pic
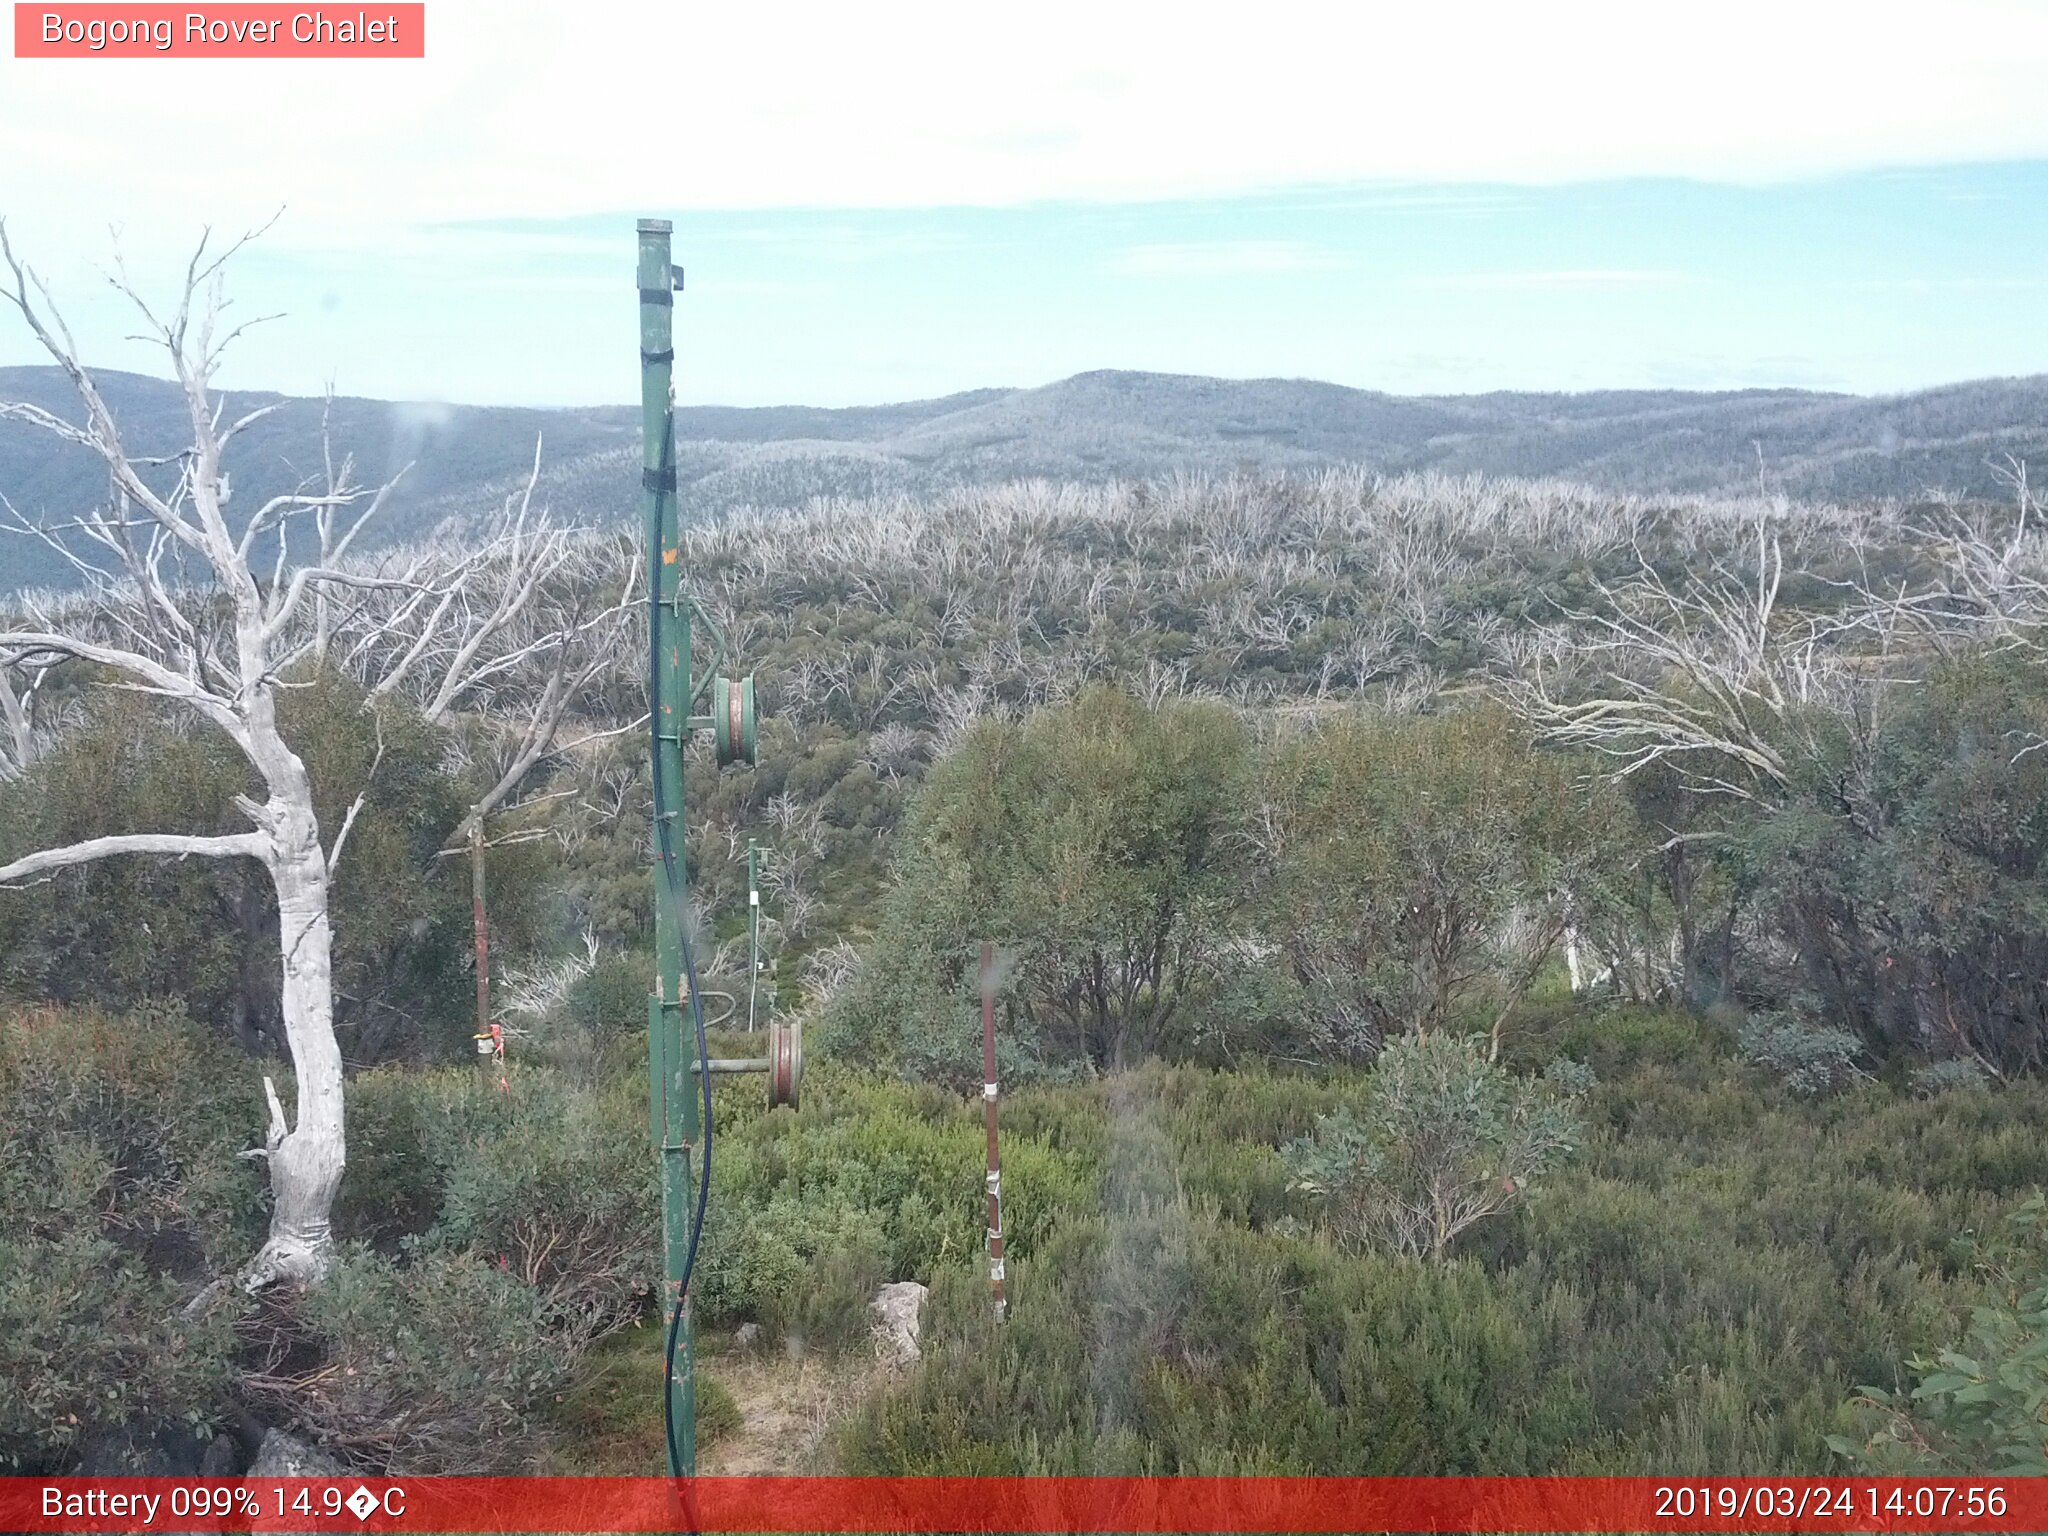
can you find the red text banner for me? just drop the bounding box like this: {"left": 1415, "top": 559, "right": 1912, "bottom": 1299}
{"left": 2, "top": 1476, "right": 2042, "bottom": 1533}
{"left": 14, "top": 4, "right": 424, "bottom": 57}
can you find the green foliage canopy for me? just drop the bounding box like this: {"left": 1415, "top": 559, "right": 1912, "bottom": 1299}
{"left": 831, "top": 686, "right": 1251, "bottom": 1078}
{"left": 1255, "top": 705, "right": 1638, "bottom": 1055}
{"left": 1283, "top": 1032, "right": 1591, "bottom": 1260}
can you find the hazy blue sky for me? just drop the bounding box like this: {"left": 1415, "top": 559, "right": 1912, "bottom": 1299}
{"left": 4, "top": 2, "right": 2047, "bottom": 407}
{"left": 193, "top": 164, "right": 2048, "bottom": 407}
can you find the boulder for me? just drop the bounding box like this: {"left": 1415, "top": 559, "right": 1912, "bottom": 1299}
{"left": 200, "top": 1432, "right": 244, "bottom": 1477}
{"left": 248, "top": 1428, "right": 346, "bottom": 1477}
{"left": 870, "top": 1280, "right": 928, "bottom": 1367}
{"left": 78, "top": 1427, "right": 205, "bottom": 1476}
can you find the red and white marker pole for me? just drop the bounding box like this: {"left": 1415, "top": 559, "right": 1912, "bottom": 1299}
{"left": 980, "top": 941, "right": 1007, "bottom": 1321}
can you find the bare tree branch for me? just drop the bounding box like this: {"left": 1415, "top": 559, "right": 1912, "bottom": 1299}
{"left": 0, "top": 830, "right": 269, "bottom": 886}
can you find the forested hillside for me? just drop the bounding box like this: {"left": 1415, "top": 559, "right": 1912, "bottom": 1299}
{"left": 6, "top": 466, "right": 2047, "bottom": 1479}
{"left": 7, "top": 364, "right": 2048, "bottom": 594}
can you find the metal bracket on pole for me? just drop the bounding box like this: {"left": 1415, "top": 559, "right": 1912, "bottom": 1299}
{"left": 689, "top": 1014, "right": 803, "bottom": 1110}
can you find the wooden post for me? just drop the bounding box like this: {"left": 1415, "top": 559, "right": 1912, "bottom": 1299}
{"left": 469, "top": 820, "right": 502, "bottom": 1087}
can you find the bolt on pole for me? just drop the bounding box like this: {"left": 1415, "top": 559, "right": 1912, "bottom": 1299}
{"left": 638, "top": 215, "right": 698, "bottom": 1477}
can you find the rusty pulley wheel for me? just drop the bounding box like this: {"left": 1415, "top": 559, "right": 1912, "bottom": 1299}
{"left": 766, "top": 1014, "right": 802, "bottom": 1110}
{"left": 713, "top": 674, "right": 757, "bottom": 767}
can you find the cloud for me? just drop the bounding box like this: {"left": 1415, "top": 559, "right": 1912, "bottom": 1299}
{"left": 1107, "top": 241, "right": 1345, "bottom": 276}
{"left": 3, "top": 0, "right": 2048, "bottom": 250}
{"left": 1641, "top": 353, "right": 1852, "bottom": 392}
{"left": 1414, "top": 269, "right": 1693, "bottom": 291}
{"left": 1853, "top": 276, "right": 2048, "bottom": 293}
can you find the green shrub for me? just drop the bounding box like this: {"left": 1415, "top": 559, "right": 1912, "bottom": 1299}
{"left": 0, "top": 1004, "right": 256, "bottom": 1469}
{"left": 0, "top": 676, "right": 507, "bottom": 1063}
{"left": 686, "top": 1064, "right": 1100, "bottom": 1340}
{"left": 1530, "top": 1002, "right": 1726, "bottom": 1084}
{"left": 1912, "top": 1058, "right": 1994, "bottom": 1098}
{"left": 570, "top": 950, "right": 654, "bottom": 1041}
{"left": 829, "top": 686, "right": 1251, "bottom": 1076}
{"left": 1743, "top": 652, "right": 2048, "bottom": 1075}
{"left": 1256, "top": 706, "right": 1637, "bottom": 1057}
{"left": 0, "top": 1002, "right": 264, "bottom": 1270}
{"left": 245, "top": 1246, "right": 585, "bottom": 1473}
{"left": 838, "top": 1031, "right": 2048, "bottom": 1476}
{"left": 1738, "top": 1011, "right": 1869, "bottom": 1097}
{"left": 774, "top": 1233, "right": 893, "bottom": 1356}
{"left": 337, "top": 1065, "right": 659, "bottom": 1336}
{"left": 1284, "top": 1034, "right": 1589, "bottom": 1260}
{"left": 427, "top": 1071, "right": 659, "bottom": 1338}
{"left": 837, "top": 1209, "right": 1600, "bottom": 1475}
{"left": 1829, "top": 1194, "right": 2048, "bottom": 1475}
{"left": 694, "top": 1192, "right": 889, "bottom": 1337}
{"left": 0, "top": 1230, "right": 233, "bottom": 1471}
{"left": 0, "top": 701, "right": 247, "bottom": 1025}
{"left": 332, "top": 1066, "right": 455, "bottom": 1249}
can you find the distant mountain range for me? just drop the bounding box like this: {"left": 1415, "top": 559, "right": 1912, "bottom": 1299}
{"left": 4, "top": 365, "right": 2045, "bottom": 592}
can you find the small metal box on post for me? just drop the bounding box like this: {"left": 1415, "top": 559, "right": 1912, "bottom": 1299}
{"left": 637, "top": 216, "right": 794, "bottom": 1481}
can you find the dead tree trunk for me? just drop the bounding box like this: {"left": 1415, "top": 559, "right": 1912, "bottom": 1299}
{"left": 1, "top": 222, "right": 409, "bottom": 1289}
{"left": 247, "top": 821, "right": 347, "bottom": 1286}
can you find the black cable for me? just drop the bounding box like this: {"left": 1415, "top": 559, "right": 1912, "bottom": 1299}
{"left": 649, "top": 545, "right": 714, "bottom": 1485}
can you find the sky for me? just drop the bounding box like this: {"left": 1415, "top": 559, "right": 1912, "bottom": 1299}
{"left": 2, "top": 0, "right": 2047, "bottom": 407}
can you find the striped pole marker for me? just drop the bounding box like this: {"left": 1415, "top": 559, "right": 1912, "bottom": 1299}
{"left": 980, "top": 941, "right": 1007, "bottom": 1321}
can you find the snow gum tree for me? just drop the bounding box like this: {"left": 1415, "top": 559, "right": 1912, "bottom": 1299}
{"left": 0, "top": 222, "right": 616, "bottom": 1289}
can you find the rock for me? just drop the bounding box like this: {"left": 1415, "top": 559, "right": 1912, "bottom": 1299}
{"left": 870, "top": 1280, "right": 928, "bottom": 1367}
{"left": 248, "top": 1428, "right": 345, "bottom": 1477}
{"left": 78, "top": 1427, "right": 205, "bottom": 1476}
{"left": 200, "top": 1432, "right": 243, "bottom": 1477}
{"left": 731, "top": 1322, "right": 762, "bottom": 1353}
{"left": 79, "top": 1425, "right": 226, "bottom": 1536}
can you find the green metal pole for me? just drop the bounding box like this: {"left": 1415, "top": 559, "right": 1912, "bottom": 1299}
{"left": 638, "top": 216, "right": 696, "bottom": 1476}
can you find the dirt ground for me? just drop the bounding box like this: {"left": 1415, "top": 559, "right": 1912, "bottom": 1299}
{"left": 698, "top": 1346, "right": 889, "bottom": 1475}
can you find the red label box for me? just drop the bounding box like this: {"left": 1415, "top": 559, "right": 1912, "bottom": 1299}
{"left": 14, "top": 3, "right": 424, "bottom": 56}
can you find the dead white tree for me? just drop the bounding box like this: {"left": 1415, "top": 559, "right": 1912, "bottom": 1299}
{"left": 0, "top": 221, "right": 444, "bottom": 1289}
{"left": 0, "top": 224, "right": 638, "bottom": 1290}
{"left": 1501, "top": 521, "right": 1819, "bottom": 803}
{"left": 1509, "top": 495, "right": 2048, "bottom": 800}
{"left": 1887, "top": 460, "right": 2048, "bottom": 657}
{"left": 0, "top": 654, "right": 52, "bottom": 778}
{"left": 357, "top": 455, "right": 639, "bottom": 845}
{"left": 329, "top": 446, "right": 640, "bottom": 1059}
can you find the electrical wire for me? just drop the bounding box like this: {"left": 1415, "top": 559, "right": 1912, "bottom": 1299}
{"left": 649, "top": 552, "right": 713, "bottom": 1485}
